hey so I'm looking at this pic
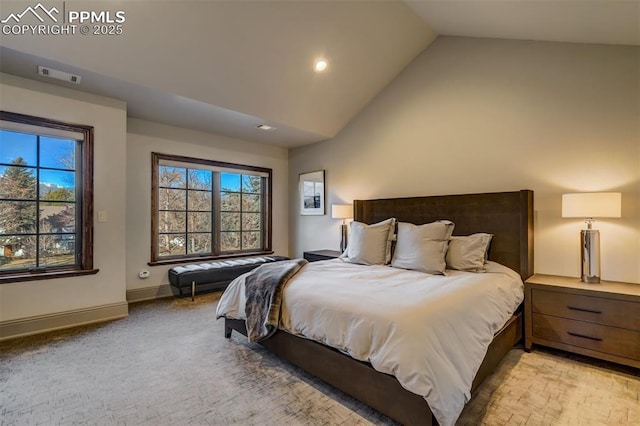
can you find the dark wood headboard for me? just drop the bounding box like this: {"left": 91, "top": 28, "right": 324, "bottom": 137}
{"left": 353, "top": 190, "right": 534, "bottom": 280}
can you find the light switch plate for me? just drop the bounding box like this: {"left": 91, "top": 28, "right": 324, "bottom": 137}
{"left": 97, "top": 210, "right": 107, "bottom": 222}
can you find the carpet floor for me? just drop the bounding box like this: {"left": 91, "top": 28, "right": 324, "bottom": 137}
{"left": 1, "top": 292, "right": 638, "bottom": 425}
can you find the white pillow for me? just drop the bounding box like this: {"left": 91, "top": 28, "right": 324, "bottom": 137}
{"left": 446, "top": 233, "right": 493, "bottom": 272}
{"left": 391, "top": 221, "right": 455, "bottom": 274}
{"left": 341, "top": 218, "right": 396, "bottom": 265}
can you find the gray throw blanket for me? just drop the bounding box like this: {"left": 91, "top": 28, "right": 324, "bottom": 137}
{"left": 244, "top": 259, "right": 308, "bottom": 343}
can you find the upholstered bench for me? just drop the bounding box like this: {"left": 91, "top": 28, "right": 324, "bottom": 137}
{"left": 168, "top": 255, "right": 289, "bottom": 300}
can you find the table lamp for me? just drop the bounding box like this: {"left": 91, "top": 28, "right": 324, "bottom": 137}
{"left": 562, "top": 192, "right": 621, "bottom": 283}
{"left": 331, "top": 204, "right": 353, "bottom": 253}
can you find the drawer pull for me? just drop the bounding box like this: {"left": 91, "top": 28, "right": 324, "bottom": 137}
{"left": 567, "top": 331, "right": 602, "bottom": 342}
{"left": 567, "top": 306, "right": 602, "bottom": 314}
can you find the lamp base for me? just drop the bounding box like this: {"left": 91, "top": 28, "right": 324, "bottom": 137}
{"left": 581, "top": 229, "right": 600, "bottom": 283}
{"left": 340, "top": 224, "right": 348, "bottom": 253}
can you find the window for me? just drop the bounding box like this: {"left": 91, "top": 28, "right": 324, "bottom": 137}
{"left": 0, "top": 111, "right": 96, "bottom": 282}
{"left": 150, "top": 153, "right": 272, "bottom": 264}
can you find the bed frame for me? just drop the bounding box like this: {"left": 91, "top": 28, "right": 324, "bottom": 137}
{"left": 225, "top": 190, "right": 534, "bottom": 425}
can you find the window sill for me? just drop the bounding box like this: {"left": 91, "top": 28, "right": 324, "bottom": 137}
{"left": 148, "top": 251, "right": 275, "bottom": 266}
{"left": 0, "top": 268, "right": 100, "bottom": 284}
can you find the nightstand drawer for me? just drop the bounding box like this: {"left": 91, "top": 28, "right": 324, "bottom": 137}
{"left": 532, "top": 313, "right": 640, "bottom": 361}
{"left": 532, "top": 288, "right": 640, "bottom": 330}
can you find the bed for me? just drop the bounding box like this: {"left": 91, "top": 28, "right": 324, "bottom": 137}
{"left": 219, "top": 190, "right": 534, "bottom": 425}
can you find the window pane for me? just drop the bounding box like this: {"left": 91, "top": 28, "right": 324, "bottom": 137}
{"left": 188, "top": 190, "right": 211, "bottom": 211}
{"left": 0, "top": 165, "right": 37, "bottom": 199}
{"left": 242, "top": 194, "right": 261, "bottom": 212}
{"left": 158, "top": 212, "right": 185, "bottom": 233}
{"left": 242, "top": 213, "right": 261, "bottom": 231}
{"left": 221, "top": 192, "right": 240, "bottom": 211}
{"left": 187, "top": 233, "right": 211, "bottom": 254}
{"left": 0, "top": 130, "right": 37, "bottom": 166}
{"left": 40, "top": 137, "right": 75, "bottom": 170}
{"left": 159, "top": 188, "right": 185, "bottom": 210}
{"left": 187, "top": 169, "right": 212, "bottom": 190}
{"left": 39, "top": 203, "right": 75, "bottom": 233}
{"left": 39, "top": 234, "right": 75, "bottom": 267}
{"left": 0, "top": 201, "right": 37, "bottom": 234}
{"left": 159, "top": 234, "right": 186, "bottom": 256}
{"left": 220, "top": 232, "right": 240, "bottom": 251}
{"left": 221, "top": 212, "right": 240, "bottom": 231}
{"left": 220, "top": 173, "right": 240, "bottom": 192}
{"left": 159, "top": 166, "right": 186, "bottom": 188}
{"left": 242, "top": 175, "right": 261, "bottom": 193}
{"left": 40, "top": 186, "right": 75, "bottom": 202}
{"left": 242, "top": 232, "right": 261, "bottom": 250}
{"left": 188, "top": 212, "right": 211, "bottom": 232}
{"left": 39, "top": 170, "right": 76, "bottom": 201}
{"left": 0, "top": 235, "right": 36, "bottom": 271}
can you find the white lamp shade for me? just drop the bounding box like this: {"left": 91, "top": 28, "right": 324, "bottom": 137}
{"left": 331, "top": 204, "right": 353, "bottom": 219}
{"left": 562, "top": 192, "right": 621, "bottom": 218}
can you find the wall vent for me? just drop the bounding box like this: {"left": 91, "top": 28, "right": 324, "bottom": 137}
{"left": 38, "top": 66, "right": 81, "bottom": 84}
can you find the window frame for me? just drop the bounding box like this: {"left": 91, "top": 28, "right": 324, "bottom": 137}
{"left": 149, "top": 152, "right": 273, "bottom": 266}
{"left": 0, "top": 111, "right": 97, "bottom": 283}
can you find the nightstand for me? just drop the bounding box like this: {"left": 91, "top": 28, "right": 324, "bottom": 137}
{"left": 524, "top": 274, "right": 640, "bottom": 368}
{"left": 303, "top": 250, "right": 341, "bottom": 262}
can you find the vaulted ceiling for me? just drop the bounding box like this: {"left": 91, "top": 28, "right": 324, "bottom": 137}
{"left": 1, "top": 1, "right": 638, "bottom": 147}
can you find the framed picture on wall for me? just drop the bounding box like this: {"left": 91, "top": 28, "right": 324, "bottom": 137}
{"left": 299, "top": 170, "right": 325, "bottom": 215}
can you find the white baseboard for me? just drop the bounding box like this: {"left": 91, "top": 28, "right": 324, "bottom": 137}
{"left": 126, "top": 284, "right": 174, "bottom": 303}
{"left": 0, "top": 302, "right": 129, "bottom": 341}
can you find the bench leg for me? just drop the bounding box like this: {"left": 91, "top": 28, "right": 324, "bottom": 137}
{"left": 191, "top": 281, "right": 195, "bottom": 302}
{"left": 225, "top": 326, "right": 232, "bottom": 338}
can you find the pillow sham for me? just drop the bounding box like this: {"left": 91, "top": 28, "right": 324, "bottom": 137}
{"left": 446, "top": 233, "right": 493, "bottom": 272}
{"left": 341, "top": 218, "right": 396, "bottom": 265}
{"left": 391, "top": 220, "right": 455, "bottom": 274}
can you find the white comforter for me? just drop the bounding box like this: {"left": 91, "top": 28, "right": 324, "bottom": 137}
{"left": 216, "top": 259, "right": 524, "bottom": 426}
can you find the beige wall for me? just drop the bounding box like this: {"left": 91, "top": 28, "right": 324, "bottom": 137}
{"left": 126, "top": 119, "right": 289, "bottom": 294}
{"left": 289, "top": 37, "right": 640, "bottom": 284}
{"left": 0, "top": 73, "right": 128, "bottom": 322}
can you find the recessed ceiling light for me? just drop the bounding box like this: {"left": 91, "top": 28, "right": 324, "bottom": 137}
{"left": 256, "top": 124, "right": 276, "bottom": 131}
{"left": 313, "top": 58, "right": 328, "bottom": 73}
